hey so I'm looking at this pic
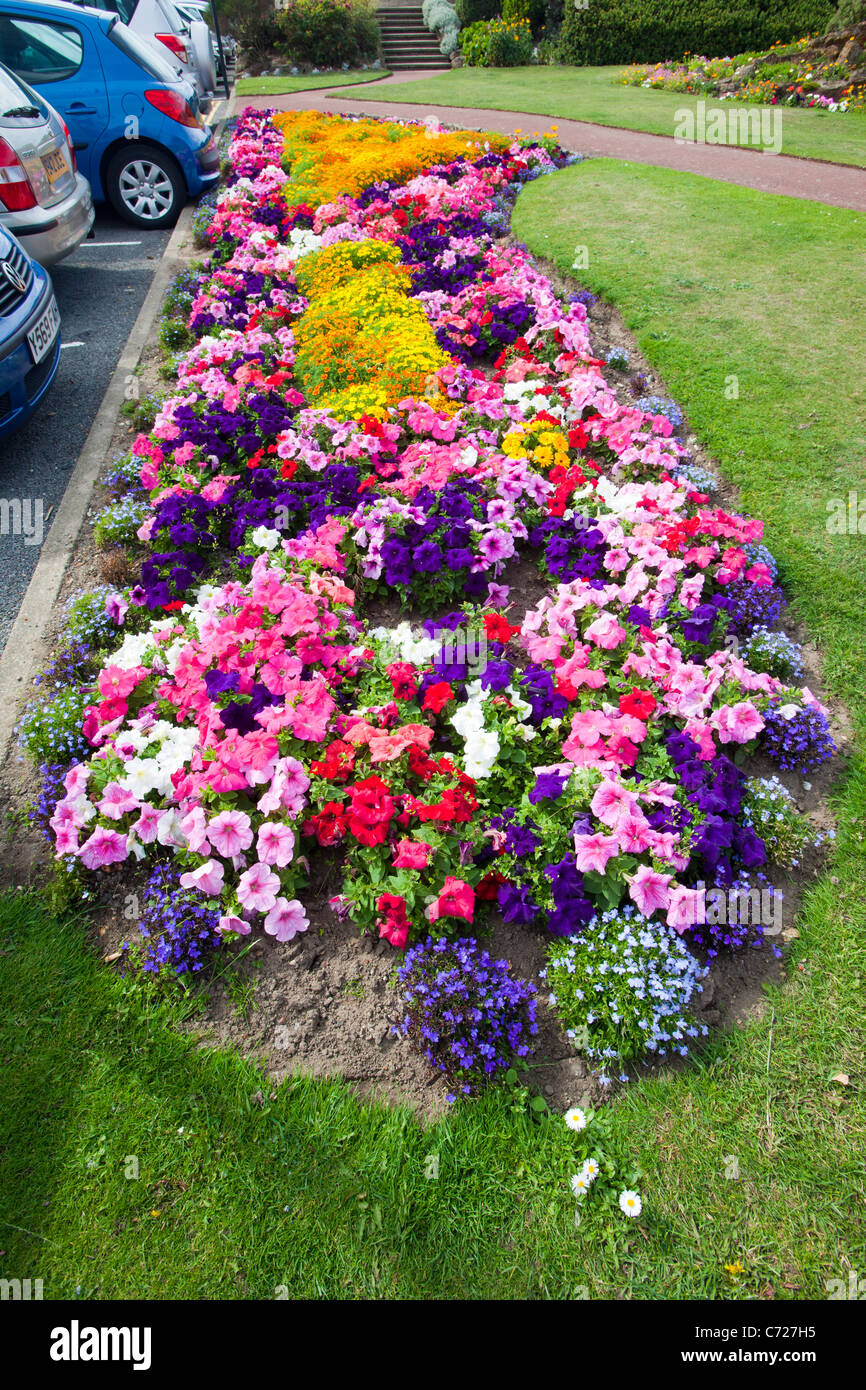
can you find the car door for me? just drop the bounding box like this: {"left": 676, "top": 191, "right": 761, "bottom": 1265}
{"left": 0, "top": 9, "right": 109, "bottom": 185}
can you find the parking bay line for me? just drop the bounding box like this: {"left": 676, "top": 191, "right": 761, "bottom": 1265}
{"left": 79, "top": 240, "right": 142, "bottom": 247}
{"left": 60, "top": 341, "right": 85, "bottom": 349}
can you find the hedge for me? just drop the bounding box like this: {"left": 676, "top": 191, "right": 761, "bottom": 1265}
{"left": 557, "top": 0, "right": 836, "bottom": 66}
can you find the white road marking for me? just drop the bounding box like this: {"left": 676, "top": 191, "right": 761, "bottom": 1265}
{"left": 80, "top": 240, "right": 142, "bottom": 247}
{"left": 60, "top": 341, "right": 85, "bottom": 349}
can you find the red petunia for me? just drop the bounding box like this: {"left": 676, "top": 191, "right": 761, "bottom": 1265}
{"left": 619, "top": 689, "right": 657, "bottom": 720}
{"left": 483, "top": 613, "right": 520, "bottom": 644}
{"left": 422, "top": 682, "right": 454, "bottom": 714}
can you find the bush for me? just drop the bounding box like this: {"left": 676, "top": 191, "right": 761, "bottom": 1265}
{"left": 503, "top": 0, "right": 546, "bottom": 31}
{"left": 394, "top": 936, "right": 538, "bottom": 1098}
{"left": 556, "top": 1, "right": 835, "bottom": 66}
{"left": 233, "top": 0, "right": 280, "bottom": 64}
{"left": 455, "top": 0, "right": 501, "bottom": 24}
{"left": 460, "top": 15, "right": 534, "bottom": 63}
{"left": 423, "top": 0, "right": 461, "bottom": 53}
{"left": 276, "top": 0, "right": 380, "bottom": 68}
{"left": 828, "top": 0, "right": 866, "bottom": 24}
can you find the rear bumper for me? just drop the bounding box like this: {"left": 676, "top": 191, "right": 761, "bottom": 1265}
{"left": 5, "top": 175, "right": 95, "bottom": 268}
{"left": 0, "top": 276, "right": 61, "bottom": 440}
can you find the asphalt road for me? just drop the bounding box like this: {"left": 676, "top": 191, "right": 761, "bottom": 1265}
{"left": 0, "top": 207, "right": 171, "bottom": 653}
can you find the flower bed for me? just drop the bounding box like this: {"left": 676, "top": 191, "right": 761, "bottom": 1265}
{"left": 24, "top": 107, "right": 836, "bottom": 1103}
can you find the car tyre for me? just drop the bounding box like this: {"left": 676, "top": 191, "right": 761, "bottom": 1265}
{"left": 104, "top": 143, "right": 185, "bottom": 229}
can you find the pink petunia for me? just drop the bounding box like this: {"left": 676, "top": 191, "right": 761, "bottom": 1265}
{"left": 133, "top": 803, "right": 162, "bottom": 844}
{"left": 572, "top": 832, "right": 619, "bottom": 875}
{"left": 97, "top": 783, "right": 140, "bottom": 821}
{"left": 711, "top": 701, "right": 765, "bottom": 745}
{"left": 77, "top": 826, "right": 128, "bottom": 870}
{"left": 179, "top": 859, "right": 224, "bottom": 897}
{"left": 392, "top": 838, "right": 432, "bottom": 871}
{"left": 590, "top": 778, "right": 639, "bottom": 828}
{"left": 218, "top": 913, "right": 251, "bottom": 936}
{"left": 256, "top": 821, "right": 295, "bottom": 868}
{"left": 627, "top": 865, "right": 672, "bottom": 917}
{"left": 236, "top": 861, "right": 280, "bottom": 914}
{"left": 208, "top": 809, "right": 254, "bottom": 858}
{"left": 263, "top": 897, "right": 309, "bottom": 943}
{"left": 584, "top": 612, "right": 627, "bottom": 649}
{"left": 180, "top": 806, "right": 211, "bottom": 855}
{"left": 666, "top": 885, "right": 707, "bottom": 934}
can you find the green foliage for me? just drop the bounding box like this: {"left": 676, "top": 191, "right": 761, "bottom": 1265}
{"left": 503, "top": 0, "right": 546, "bottom": 30}
{"left": 455, "top": 0, "right": 501, "bottom": 25}
{"left": 276, "top": 0, "right": 381, "bottom": 67}
{"left": 459, "top": 15, "right": 534, "bottom": 63}
{"left": 828, "top": 0, "right": 866, "bottom": 24}
{"left": 556, "top": 1, "right": 834, "bottom": 66}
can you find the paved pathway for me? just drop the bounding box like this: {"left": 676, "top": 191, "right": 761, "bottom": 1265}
{"left": 231, "top": 73, "right": 866, "bottom": 211}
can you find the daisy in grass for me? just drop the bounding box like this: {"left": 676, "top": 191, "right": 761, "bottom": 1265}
{"left": 619, "top": 1190, "right": 642, "bottom": 1218}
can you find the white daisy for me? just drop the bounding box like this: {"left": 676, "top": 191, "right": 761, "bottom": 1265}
{"left": 570, "top": 1173, "right": 590, "bottom": 1198}
{"left": 618, "top": 1190, "right": 642, "bottom": 1218}
{"left": 564, "top": 1106, "right": 588, "bottom": 1132}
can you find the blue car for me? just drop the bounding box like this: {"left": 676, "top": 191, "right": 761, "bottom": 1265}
{"left": 0, "top": 221, "right": 60, "bottom": 438}
{"left": 0, "top": 0, "right": 219, "bottom": 227}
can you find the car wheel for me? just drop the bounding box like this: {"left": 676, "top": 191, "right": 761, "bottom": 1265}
{"left": 105, "top": 144, "right": 185, "bottom": 229}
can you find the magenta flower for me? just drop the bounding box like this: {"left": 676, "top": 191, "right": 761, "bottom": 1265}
{"left": 133, "top": 803, "right": 162, "bottom": 844}
{"left": 236, "top": 860, "right": 280, "bottom": 914}
{"left": 179, "top": 859, "right": 225, "bottom": 897}
{"left": 666, "top": 885, "right": 706, "bottom": 934}
{"left": 218, "top": 913, "right": 251, "bottom": 936}
{"left": 209, "top": 809, "right": 254, "bottom": 857}
{"left": 627, "top": 865, "right": 672, "bottom": 917}
{"left": 263, "top": 897, "right": 309, "bottom": 942}
{"left": 256, "top": 821, "right": 295, "bottom": 868}
{"left": 78, "top": 825, "right": 128, "bottom": 870}
{"left": 97, "top": 783, "right": 140, "bottom": 820}
{"left": 573, "top": 832, "right": 619, "bottom": 875}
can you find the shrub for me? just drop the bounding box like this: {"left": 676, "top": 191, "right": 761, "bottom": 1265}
{"left": 276, "top": 0, "right": 380, "bottom": 68}
{"left": 455, "top": 0, "right": 501, "bottom": 23}
{"left": 503, "top": 0, "right": 546, "bottom": 30}
{"left": 460, "top": 14, "right": 534, "bottom": 63}
{"left": 543, "top": 907, "right": 707, "bottom": 1075}
{"left": 423, "top": 0, "right": 461, "bottom": 54}
{"left": 394, "top": 936, "right": 538, "bottom": 1097}
{"left": 828, "top": 0, "right": 866, "bottom": 24}
{"left": 556, "top": 1, "right": 835, "bottom": 67}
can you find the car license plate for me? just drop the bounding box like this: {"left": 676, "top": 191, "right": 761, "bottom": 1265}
{"left": 27, "top": 296, "right": 60, "bottom": 364}
{"left": 42, "top": 148, "right": 69, "bottom": 184}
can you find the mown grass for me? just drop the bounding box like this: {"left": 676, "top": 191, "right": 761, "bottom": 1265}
{"left": 1, "top": 163, "right": 864, "bottom": 1301}
{"left": 235, "top": 71, "right": 390, "bottom": 96}
{"left": 361, "top": 66, "right": 866, "bottom": 167}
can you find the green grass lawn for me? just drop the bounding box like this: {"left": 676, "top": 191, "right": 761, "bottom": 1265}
{"left": 2, "top": 163, "right": 865, "bottom": 1301}
{"left": 360, "top": 66, "right": 866, "bottom": 168}
{"left": 235, "top": 71, "right": 390, "bottom": 96}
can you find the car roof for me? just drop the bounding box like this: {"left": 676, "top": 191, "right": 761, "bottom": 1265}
{"left": 0, "top": 0, "right": 116, "bottom": 17}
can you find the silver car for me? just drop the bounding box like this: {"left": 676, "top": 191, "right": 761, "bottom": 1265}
{"left": 0, "top": 59, "right": 93, "bottom": 266}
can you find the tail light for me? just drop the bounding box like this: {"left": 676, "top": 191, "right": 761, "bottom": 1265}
{"left": 60, "top": 118, "right": 77, "bottom": 173}
{"left": 145, "top": 89, "right": 200, "bottom": 128}
{"left": 156, "top": 33, "right": 189, "bottom": 64}
{"left": 0, "top": 137, "right": 37, "bottom": 211}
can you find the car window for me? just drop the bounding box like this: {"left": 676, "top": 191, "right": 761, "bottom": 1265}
{"left": 0, "top": 15, "right": 84, "bottom": 84}
{"left": 108, "top": 20, "right": 184, "bottom": 83}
